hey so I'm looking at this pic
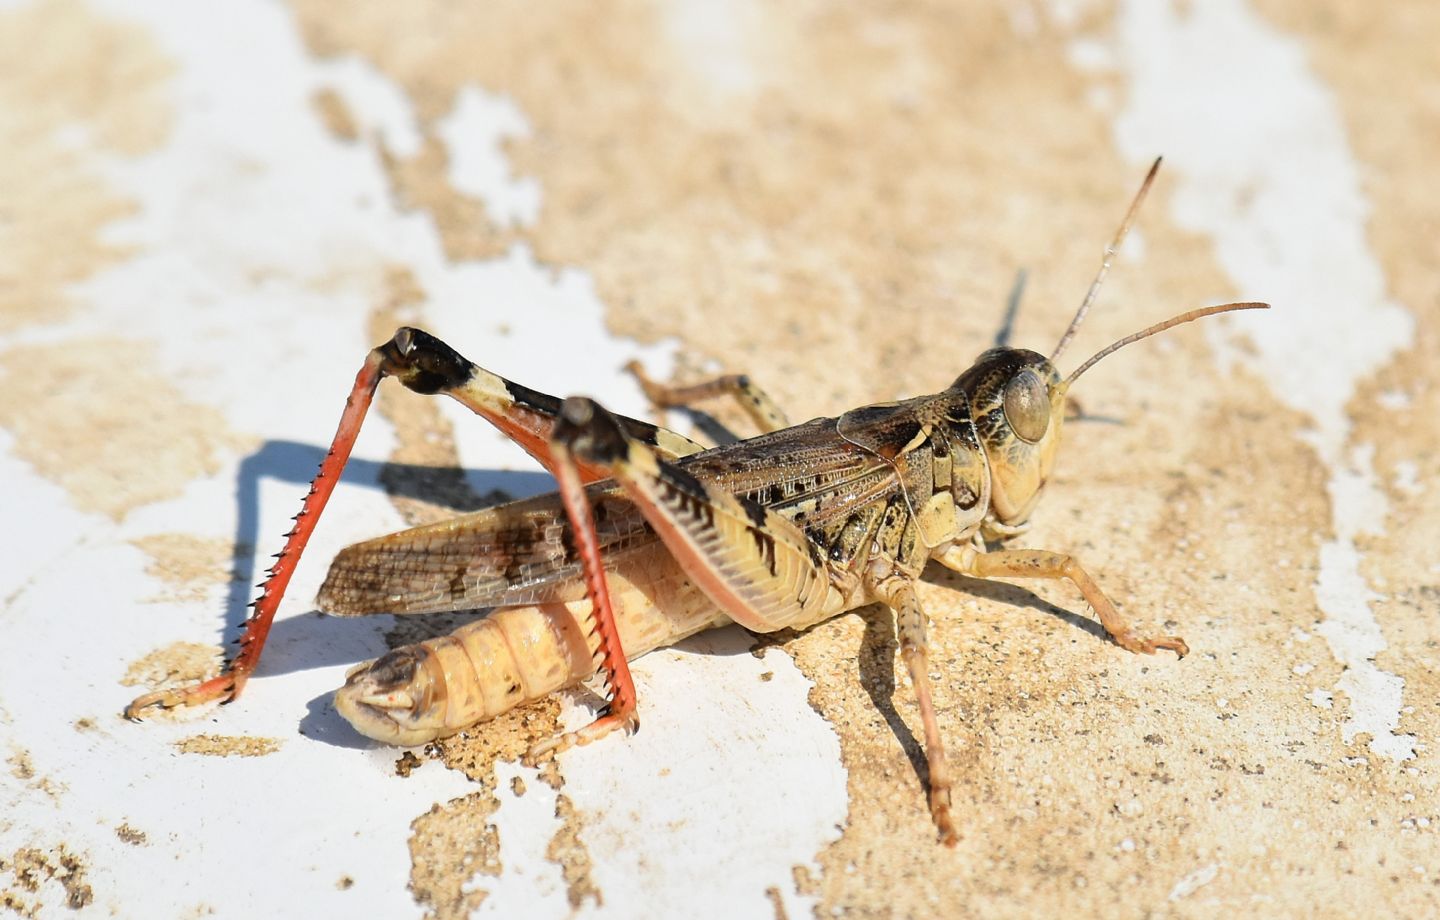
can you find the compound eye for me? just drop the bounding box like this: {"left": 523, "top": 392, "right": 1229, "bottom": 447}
{"left": 1002, "top": 368, "right": 1050, "bottom": 443}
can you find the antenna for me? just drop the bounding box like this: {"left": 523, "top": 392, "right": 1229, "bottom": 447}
{"left": 1050, "top": 157, "right": 1162, "bottom": 362}
{"left": 994, "top": 268, "right": 1028, "bottom": 348}
{"left": 1062, "top": 302, "right": 1269, "bottom": 390}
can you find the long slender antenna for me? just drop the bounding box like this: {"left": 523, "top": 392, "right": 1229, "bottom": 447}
{"left": 1050, "top": 157, "right": 1163, "bottom": 362}
{"left": 994, "top": 268, "right": 1028, "bottom": 347}
{"left": 1062, "top": 302, "right": 1269, "bottom": 390}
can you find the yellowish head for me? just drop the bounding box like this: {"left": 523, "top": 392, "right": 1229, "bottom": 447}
{"left": 950, "top": 348, "right": 1067, "bottom": 526}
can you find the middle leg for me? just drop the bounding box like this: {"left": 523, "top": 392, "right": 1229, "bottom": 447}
{"left": 875, "top": 576, "right": 959, "bottom": 847}
{"left": 625, "top": 361, "right": 790, "bottom": 434}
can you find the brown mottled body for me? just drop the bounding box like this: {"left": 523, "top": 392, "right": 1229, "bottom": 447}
{"left": 126, "top": 161, "right": 1266, "bottom": 846}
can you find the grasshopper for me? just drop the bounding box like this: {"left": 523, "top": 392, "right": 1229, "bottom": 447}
{"left": 127, "top": 160, "right": 1265, "bottom": 846}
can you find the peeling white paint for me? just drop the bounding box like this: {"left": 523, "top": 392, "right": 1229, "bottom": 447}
{"left": 568, "top": 635, "right": 844, "bottom": 919}
{"left": 1, "top": 0, "right": 849, "bottom": 915}
{"left": 315, "top": 54, "right": 425, "bottom": 158}
{"left": 475, "top": 761, "right": 570, "bottom": 917}
{"left": 419, "top": 243, "right": 681, "bottom": 498}
{"left": 435, "top": 86, "right": 542, "bottom": 228}
{"left": 476, "top": 633, "right": 848, "bottom": 917}
{"left": 1093, "top": 0, "right": 1416, "bottom": 760}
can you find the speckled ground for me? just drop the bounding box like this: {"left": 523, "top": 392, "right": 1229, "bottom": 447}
{"left": 3, "top": 1, "right": 1438, "bottom": 917}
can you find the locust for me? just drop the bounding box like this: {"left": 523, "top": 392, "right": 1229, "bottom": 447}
{"left": 126, "top": 160, "right": 1265, "bottom": 846}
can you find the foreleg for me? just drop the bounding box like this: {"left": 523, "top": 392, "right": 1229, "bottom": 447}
{"left": 937, "top": 545, "right": 1188, "bottom": 656}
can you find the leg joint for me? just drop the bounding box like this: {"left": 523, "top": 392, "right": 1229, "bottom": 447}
{"left": 554, "top": 396, "right": 630, "bottom": 464}
{"left": 377, "top": 327, "right": 475, "bottom": 395}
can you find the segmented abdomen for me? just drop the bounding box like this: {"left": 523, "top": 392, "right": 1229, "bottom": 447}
{"left": 407, "top": 544, "right": 730, "bottom": 734}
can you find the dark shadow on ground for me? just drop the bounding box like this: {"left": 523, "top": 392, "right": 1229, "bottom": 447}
{"left": 220, "top": 440, "right": 553, "bottom": 678}
{"left": 922, "top": 562, "right": 1111, "bottom": 645}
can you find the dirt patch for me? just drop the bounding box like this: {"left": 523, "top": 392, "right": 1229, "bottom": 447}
{"left": 6, "top": 749, "right": 34, "bottom": 782}
{"left": 408, "top": 792, "right": 501, "bottom": 920}
{"left": 545, "top": 794, "right": 601, "bottom": 910}
{"left": 122, "top": 642, "right": 222, "bottom": 691}
{"left": 0, "top": 339, "right": 248, "bottom": 520}
{"left": 312, "top": 87, "right": 359, "bottom": 143}
{"left": 0, "top": 844, "right": 93, "bottom": 914}
{"left": 115, "top": 824, "right": 148, "bottom": 847}
{"left": 131, "top": 534, "right": 238, "bottom": 604}
{"left": 174, "top": 734, "right": 282, "bottom": 758}
{"left": 0, "top": 0, "right": 172, "bottom": 336}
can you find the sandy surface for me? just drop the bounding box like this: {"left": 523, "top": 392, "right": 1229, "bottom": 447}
{"left": 2, "top": 1, "right": 1437, "bottom": 917}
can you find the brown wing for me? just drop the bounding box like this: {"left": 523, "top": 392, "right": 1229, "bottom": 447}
{"left": 683, "top": 416, "right": 900, "bottom": 529}
{"left": 317, "top": 487, "right": 654, "bottom": 615}
{"left": 320, "top": 413, "right": 904, "bottom": 616}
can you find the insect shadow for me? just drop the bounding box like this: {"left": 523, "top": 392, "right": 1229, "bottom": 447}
{"left": 743, "top": 563, "right": 1107, "bottom": 796}
{"left": 849, "top": 568, "right": 1110, "bottom": 789}
{"left": 223, "top": 439, "right": 553, "bottom": 678}
{"left": 222, "top": 440, "right": 560, "bottom": 746}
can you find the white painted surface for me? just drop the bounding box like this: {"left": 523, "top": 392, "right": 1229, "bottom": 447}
{"left": 1097, "top": 0, "right": 1417, "bottom": 760}
{"left": 0, "top": 1, "right": 847, "bottom": 916}
{"left": 435, "top": 86, "right": 541, "bottom": 228}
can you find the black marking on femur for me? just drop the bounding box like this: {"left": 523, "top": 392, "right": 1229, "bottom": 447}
{"left": 661, "top": 462, "right": 708, "bottom": 501}
{"left": 661, "top": 479, "right": 715, "bottom": 530}
{"left": 507, "top": 379, "right": 563, "bottom": 415}
{"left": 381, "top": 327, "right": 475, "bottom": 395}
{"left": 750, "top": 528, "right": 778, "bottom": 577}
{"left": 739, "top": 495, "right": 768, "bottom": 530}
{"left": 804, "top": 530, "right": 825, "bottom": 569}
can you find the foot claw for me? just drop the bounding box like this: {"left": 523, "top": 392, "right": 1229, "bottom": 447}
{"left": 930, "top": 788, "right": 959, "bottom": 848}
{"left": 1155, "top": 635, "right": 1189, "bottom": 658}
{"left": 123, "top": 675, "right": 239, "bottom": 721}
{"left": 522, "top": 710, "right": 638, "bottom": 766}
{"left": 1113, "top": 632, "right": 1189, "bottom": 658}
